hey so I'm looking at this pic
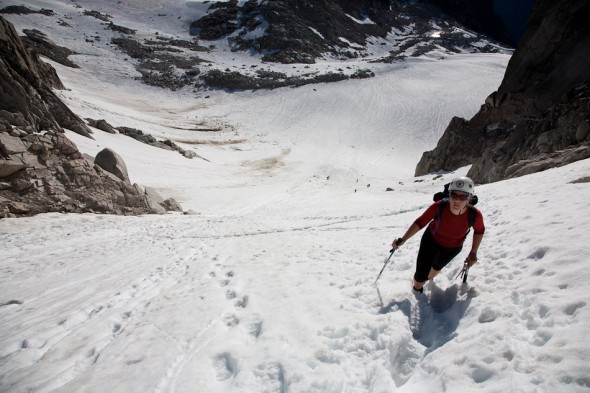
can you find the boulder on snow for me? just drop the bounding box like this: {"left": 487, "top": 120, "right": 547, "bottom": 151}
{"left": 145, "top": 186, "right": 164, "bottom": 204}
{"left": 146, "top": 196, "right": 166, "bottom": 214}
{"left": 144, "top": 187, "right": 183, "bottom": 212}
{"left": 94, "top": 148, "right": 130, "bottom": 183}
{"left": 161, "top": 198, "right": 183, "bottom": 212}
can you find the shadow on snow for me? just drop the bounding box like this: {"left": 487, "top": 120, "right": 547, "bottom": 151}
{"left": 377, "top": 283, "right": 474, "bottom": 351}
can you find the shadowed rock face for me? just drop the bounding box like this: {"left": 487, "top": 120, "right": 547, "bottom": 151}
{"left": 0, "top": 16, "right": 167, "bottom": 217}
{"left": 415, "top": 0, "right": 590, "bottom": 184}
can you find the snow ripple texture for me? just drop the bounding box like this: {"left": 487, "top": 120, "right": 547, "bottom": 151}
{"left": 2, "top": 159, "right": 590, "bottom": 393}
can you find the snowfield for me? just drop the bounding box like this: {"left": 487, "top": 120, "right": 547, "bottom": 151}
{"left": 1, "top": 1, "right": 590, "bottom": 392}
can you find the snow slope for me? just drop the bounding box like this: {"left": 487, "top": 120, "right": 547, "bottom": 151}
{"left": 1, "top": 1, "right": 590, "bottom": 392}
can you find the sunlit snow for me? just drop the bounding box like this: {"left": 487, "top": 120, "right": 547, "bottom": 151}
{"left": 1, "top": 1, "right": 589, "bottom": 393}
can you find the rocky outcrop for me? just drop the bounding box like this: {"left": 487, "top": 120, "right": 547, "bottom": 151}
{"left": 116, "top": 126, "right": 198, "bottom": 159}
{"left": 0, "top": 122, "right": 185, "bottom": 217}
{"left": 110, "top": 36, "right": 207, "bottom": 91}
{"left": 415, "top": 0, "right": 590, "bottom": 183}
{"left": 86, "top": 118, "right": 117, "bottom": 134}
{"left": 0, "top": 16, "right": 182, "bottom": 217}
{"left": 86, "top": 118, "right": 199, "bottom": 159}
{"left": 0, "top": 128, "right": 152, "bottom": 217}
{"left": 201, "top": 68, "right": 374, "bottom": 90}
{"left": 20, "top": 28, "right": 79, "bottom": 69}
{"left": 0, "top": 16, "right": 91, "bottom": 137}
{"left": 190, "top": 0, "right": 506, "bottom": 65}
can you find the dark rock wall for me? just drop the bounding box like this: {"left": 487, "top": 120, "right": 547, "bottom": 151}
{"left": 497, "top": 0, "right": 590, "bottom": 114}
{"left": 415, "top": 0, "right": 590, "bottom": 183}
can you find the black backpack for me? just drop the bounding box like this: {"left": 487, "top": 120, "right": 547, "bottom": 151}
{"left": 433, "top": 183, "right": 478, "bottom": 206}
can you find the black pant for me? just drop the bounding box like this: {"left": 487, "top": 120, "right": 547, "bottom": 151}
{"left": 414, "top": 228, "right": 462, "bottom": 283}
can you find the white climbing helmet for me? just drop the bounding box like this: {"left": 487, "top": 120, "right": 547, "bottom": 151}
{"left": 449, "top": 176, "right": 475, "bottom": 195}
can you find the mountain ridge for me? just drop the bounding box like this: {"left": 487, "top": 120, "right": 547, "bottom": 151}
{"left": 190, "top": 0, "right": 508, "bottom": 65}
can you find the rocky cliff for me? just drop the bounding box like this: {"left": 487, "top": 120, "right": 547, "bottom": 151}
{"left": 0, "top": 16, "right": 169, "bottom": 217}
{"left": 415, "top": 0, "right": 590, "bottom": 183}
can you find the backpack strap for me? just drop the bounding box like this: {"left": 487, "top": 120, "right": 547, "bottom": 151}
{"left": 432, "top": 198, "right": 448, "bottom": 235}
{"left": 467, "top": 205, "right": 476, "bottom": 227}
{"left": 463, "top": 205, "right": 477, "bottom": 239}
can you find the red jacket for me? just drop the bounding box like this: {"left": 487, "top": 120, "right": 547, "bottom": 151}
{"left": 415, "top": 200, "right": 485, "bottom": 248}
